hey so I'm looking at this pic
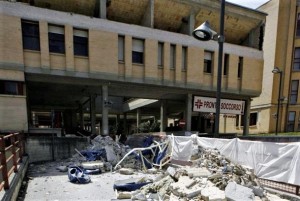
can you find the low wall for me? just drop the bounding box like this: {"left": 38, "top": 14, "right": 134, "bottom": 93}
{"left": 239, "top": 136, "right": 300, "bottom": 143}
{"left": 25, "top": 135, "right": 90, "bottom": 163}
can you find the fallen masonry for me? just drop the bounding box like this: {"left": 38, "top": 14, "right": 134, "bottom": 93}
{"left": 24, "top": 134, "right": 298, "bottom": 201}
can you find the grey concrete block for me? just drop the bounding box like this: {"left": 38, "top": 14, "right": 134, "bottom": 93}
{"left": 225, "top": 182, "right": 255, "bottom": 201}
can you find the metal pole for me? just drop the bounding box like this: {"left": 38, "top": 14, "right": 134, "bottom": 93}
{"left": 214, "top": 0, "right": 225, "bottom": 138}
{"left": 275, "top": 72, "right": 282, "bottom": 135}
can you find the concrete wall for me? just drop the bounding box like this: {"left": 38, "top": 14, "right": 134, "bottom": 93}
{"left": 0, "top": 1, "right": 265, "bottom": 134}
{"left": 25, "top": 136, "right": 90, "bottom": 163}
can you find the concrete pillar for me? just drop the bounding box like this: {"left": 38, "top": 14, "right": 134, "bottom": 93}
{"left": 141, "top": 0, "right": 154, "bottom": 28}
{"left": 160, "top": 100, "right": 167, "bottom": 132}
{"left": 79, "top": 104, "right": 84, "bottom": 129}
{"left": 90, "top": 95, "right": 96, "bottom": 134}
{"left": 243, "top": 98, "right": 251, "bottom": 136}
{"left": 123, "top": 113, "right": 128, "bottom": 135}
{"left": 65, "top": 25, "right": 74, "bottom": 71}
{"left": 102, "top": 85, "right": 109, "bottom": 135}
{"left": 99, "top": 0, "right": 107, "bottom": 19}
{"left": 186, "top": 94, "right": 192, "bottom": 131}
{"left": 136, "top": 109, "right": 141, "bottom": 133}
{"left": 39, "top": 21, "right": 50, "bottom": 68}
{"left": 180, "top": 13, "right": 195, "bottom": 35}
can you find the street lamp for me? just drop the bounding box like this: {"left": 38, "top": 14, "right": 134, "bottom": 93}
{"left": 192, "top": 0, "right": 225, "bottom": 138}
{"left": 272, "top": 67, "right": 283, "bottom": 135}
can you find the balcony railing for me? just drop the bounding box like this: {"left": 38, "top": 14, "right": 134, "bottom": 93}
{"left": 0, "top": 132, "right": 25, "bottom": 191}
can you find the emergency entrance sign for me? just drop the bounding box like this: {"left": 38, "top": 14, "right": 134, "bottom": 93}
{"left": 193, "top": 96, "right": 244, "bottom": 115}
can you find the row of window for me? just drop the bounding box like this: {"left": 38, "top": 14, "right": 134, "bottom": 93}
{"left": 21, "top": 20, "right": 88, "bottom": 56}
{"left": 22, "top": 20, "right": 243, "bottom": 76}
{"left": 0, "top": 81, "right": 24, "bottom": 95}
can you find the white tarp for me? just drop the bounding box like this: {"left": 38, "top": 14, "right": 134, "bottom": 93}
{"left": 170, "top": 135, "right": 300, "bottom": 186}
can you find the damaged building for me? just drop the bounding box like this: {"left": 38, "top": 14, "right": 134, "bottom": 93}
{"left": 0, "top": 0, "right": 266, "bottom": 137}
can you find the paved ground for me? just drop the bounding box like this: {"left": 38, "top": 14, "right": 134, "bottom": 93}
{"left": 20, "top": 162, "right": 158, "bottom": 201}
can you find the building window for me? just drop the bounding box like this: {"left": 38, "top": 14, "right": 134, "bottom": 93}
{"left": 249, "top": 112, "right": 258, "bottom": 126}
{"left": 21, "top": 20, "right": 40, "bottom": 51}
{"left": 287, "top": 111, "right": 296, "bottom": 132}
{"left": 170, "top": 44, "right": 176, "bottom": 69}
{"left": 223, "top": 54, "right": 229, "bottom": 75}
{"left": 293, "top": 48, "right": 300, "bottom": 70}
{"left": 118, "top": 35, "right": 125, "bottom": 62}
{"left": 73, "top": 29, "right": 88, "bottom": 56}
{"left": 235, "top": 115, "right": 239, "bottom": 127}
{"left": 297, "top": 13, "right": 300, "bottom": 37}
{"left": 238, "top": 57, "right": 243, "bottom": 78}
{"left": 158, "top": 42, "right": 164, "bottom": 67}
{"left": 182, "top": 46, "right": 187, "bottom": 70}
{"left": 204, "top": 51, "right": 212, "bottom": 73}
{"left": 48, "top": 25, "right": 65, "bottom": 54}
{"left": 132, "top": 38, "right": 144, "bottom": 64}
{"left": 0, "top": 81, "right": 24, "bottom": 95}
{"left": 290, "top": 80, "right": 299, "bottom": 104}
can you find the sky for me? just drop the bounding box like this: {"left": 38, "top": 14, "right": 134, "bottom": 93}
{"left": 226, "top": 0, "right": 269, "bottom": 9}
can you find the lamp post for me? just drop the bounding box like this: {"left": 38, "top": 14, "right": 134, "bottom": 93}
{"left": 272, "top": 67, "right": 283, "bottom": 135}
{"left": 192, "top": 0, "right": 225, "bottom": 137}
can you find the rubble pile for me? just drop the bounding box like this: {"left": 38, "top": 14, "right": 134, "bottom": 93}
{"left": 119, "top": 147, "right": 271, "bottom": 201}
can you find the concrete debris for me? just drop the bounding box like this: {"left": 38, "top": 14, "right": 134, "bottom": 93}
{"left": 225, "top": 182, "right": 255, "bottom": 201}
{"left": 113, "top": 146, "right": 277, "bottom": 201}
{"left": 119, "top": 168, "right": 134, "bottom": 175}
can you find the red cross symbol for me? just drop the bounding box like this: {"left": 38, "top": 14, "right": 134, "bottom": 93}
{"left": 195, "top": 99, "right": 203, "bottom": 109}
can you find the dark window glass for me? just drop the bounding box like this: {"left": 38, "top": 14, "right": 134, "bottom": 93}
{"left": 74, "top": 36, "right": 88, "bottom": 56}
{"left": 249, "top": 113, "right": 258, "bottom": 126}
{"left": 21, "top": 20, "right": 40, "bottom": 51}
{"left": 238, "top": 57, "right": 243, "bottom": 78}
{"left": 223, "top": 54, "right": 229, "bottom": 75}
{"left": 297, "top": 14, "right": 300, "bottom": 37}
{"left": 235, "top": 115, "right": 239, "bottom": 127}
{"left": 293, "top": 48, "right": 300, "bottom": 70}
{"left": 204, "top": 51, "right": 212, "bottom": 73}
{"left": 132, "top": 39, "right": 144, "bottom": 64}
{"left": 0, "top": 81, "right": 24, "bottom": 95}
{"left": 170, "top": 44, "right": 176, "bottom": 69}
{"left": 290, "top": 80, "right": 299, "bottom": 104}
{"left": 182, "top": 46, "right": 187, "bottom": 70}
{"left": 132, "top": 52, "right": 144, "bottom": 64}
{"left": 49, "top": 33, "right": 65, "bottom": 53}
{"left": 158, "top": 42, "right": 164, "bottom": 66}
{"left": 287, "top": 111, "right": 296, "bottom": 132}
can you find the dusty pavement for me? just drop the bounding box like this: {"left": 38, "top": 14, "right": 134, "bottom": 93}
{"left": 19, "top": 161, "right": 158, "bottom": 201}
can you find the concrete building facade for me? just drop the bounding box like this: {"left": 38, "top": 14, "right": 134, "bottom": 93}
{"left": 0, "top": 0, "right": 266, "bottom": 136}
{"left": 250, "top": 0, "right": 300, "bottom": 134}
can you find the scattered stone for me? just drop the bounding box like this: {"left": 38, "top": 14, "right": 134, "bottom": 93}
{"left": 201, "top": 186, "right": 226, "bottom": 201}
{"left": 56, "top": 165, "right": 68, "bottom": 172}
{"left": 119, "top": 168, "right": 134, "bottom": 175}
{"left": 81, "top": 161, "right": 104, "bottom": 170}
{"left": 225, "top": 182, "right": 255, "bottom": 201}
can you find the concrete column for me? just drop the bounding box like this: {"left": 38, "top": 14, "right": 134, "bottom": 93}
{"left": 141, "top": 0, "right": 154, "bottom": 28}
{"left": 39, "top": 21, "right": 50, "bottom": 68}
{"left": 65, "top": 25, "right": 74, "bottom": 71}
{"left": 136, "top": 109, "right": 141, "bottom": 133}
{"left": 160, "top": 100, "right": 167, "bottom": 132}
{"left": 243, "top": 98, "right": 251, "bottom": 136}
{"left": 90, "top": 95, "right": 96, "bottom": 134}
{"left": 102, "top": 85, "right": 109, "bottom": 135}
{"left": 180, "top": 13, "right": 195, "bottom": 35}
{"left": 123, "top": 113, "right": 128, "bottom": 135}
{"left": 186, "top": 94, "right": 192, "bottom": 131}
{"left": 116, "top": 114, "right": 120, "bottom": 126}
{"left": 99, "top": 0, "right": 107, "bottom": 19}
{"left": 79, "top": 104, "right": 84, "bottom": 129}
